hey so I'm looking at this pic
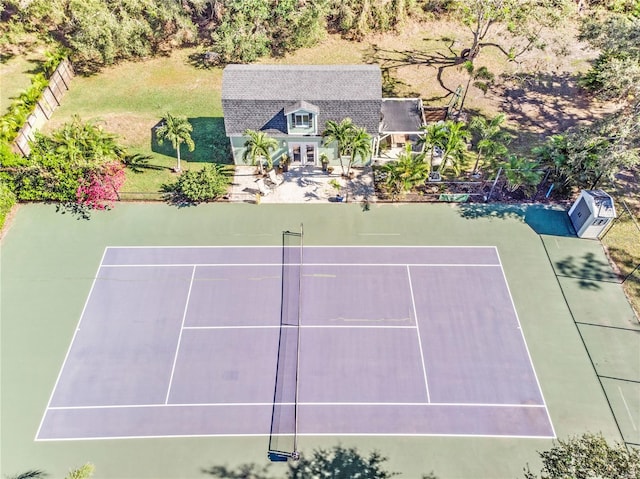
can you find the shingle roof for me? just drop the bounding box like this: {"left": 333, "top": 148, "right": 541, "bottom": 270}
{"left": 222, "top": 65, "right": 382, "bottom": 136}
{"left": 222, "top": 65, "right": 382, "bottom": 101}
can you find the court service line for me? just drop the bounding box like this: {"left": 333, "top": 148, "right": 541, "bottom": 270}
{"left": 106, "top": 245, "right": 497, "bottom": 249}
{"left": 34, "top": 248, "right": 109, "bottom": 441}
{"left": 164, "top": 265, "right": 197, "bottom": 404}
{"left": 47, "top": 401, "right": 547, "bottom": 410}
{"left": 406, "top": 265, "right": 431, "bottom": 403}
{"left": 495, "top": 250, "right": 557, "bottom": 438}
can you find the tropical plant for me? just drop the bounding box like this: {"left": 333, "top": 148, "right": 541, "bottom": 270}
{"left": 469, "top": 113, "right": 511, "bottom": 174}
{"left": 242, "top": 130, "right": 278, "bottom": 175}
{"left": 0, "top": 178, "right": 17, "bottom": 230}
{"left": 523, "top": 433, "right": 640, "bottom": 479}
{"left": 381, "top": 145, "right": 429, "bottom": 200}
{"left": 418, "top": 122, "right": 448, "bottom": 172}
{"left": 322, "top": 118, "right": 355, "bottom": 176}
{"left": 439, "top": 120, "right": 470, "bottom": 175}
{"left": 155, "top": 113, "right": 195, "bottom": 172}
{"left": 343, "top": 126, "right": 372, "bottom": 177}
{"left": 76, "top": 161, "right": 126, "bottom": 210}
{"left": 502, "top": 155, "right": 543, "bottom": 196}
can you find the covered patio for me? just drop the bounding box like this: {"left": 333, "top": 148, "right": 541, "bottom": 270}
{"left": 375, "top": 98, "right": 427, "bottom": 161}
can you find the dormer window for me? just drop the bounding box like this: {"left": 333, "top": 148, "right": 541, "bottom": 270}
{"left": 294, "top": 113, "right": 312, "bottom": 128}
{"left": 285, "top": 100, "right": 319, "bottom": 134}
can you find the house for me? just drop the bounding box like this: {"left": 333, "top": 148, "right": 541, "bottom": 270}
{"left": 222, "top": 64, "right": 382, "bottom": 168}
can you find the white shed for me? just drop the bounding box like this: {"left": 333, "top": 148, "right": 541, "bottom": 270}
{"left": 568, "top": 190, "right": 616, "bottom": 239}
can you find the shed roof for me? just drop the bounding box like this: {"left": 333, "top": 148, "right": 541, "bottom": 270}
{"left": 380, "top": 98, "right": 424, "bottom": 133}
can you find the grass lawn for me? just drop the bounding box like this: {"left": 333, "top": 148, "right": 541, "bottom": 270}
{"left": 44, "top": 48, "right": 229, "bottom": 196}
{"left": 0, "top": 49, "right": 46, "bottom": 114}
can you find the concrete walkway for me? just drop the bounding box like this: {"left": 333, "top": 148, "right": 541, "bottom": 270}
{"left": 229, "top": 165, "right": 376, "bottom": 204}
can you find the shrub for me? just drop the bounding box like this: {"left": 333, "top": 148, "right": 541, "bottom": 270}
{"left": 76, "top": 161, "right": 126, "bottom": 209}
{"left": 0, "top": 179, "right": 16, "bottom": 230}
{"left": 166, "top": 164, "right": 230, "bottom": 203}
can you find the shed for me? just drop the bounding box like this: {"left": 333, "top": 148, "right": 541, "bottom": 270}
{"left": 568, "top": 190, "right": 616, "bottom": 239}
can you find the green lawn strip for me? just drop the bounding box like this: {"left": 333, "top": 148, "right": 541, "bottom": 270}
{"left": 0, "top": 52, "right": 45, "bottom": 114}
{"left": 1, "top": 203, "right": 628, "bottom": 478}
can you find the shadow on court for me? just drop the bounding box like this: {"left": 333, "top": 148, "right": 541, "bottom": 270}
{"left": 457, "top": 204, "right": 576, "bottom": 237}
{"left": 554, "top": 252, "right": 621, "bottom": 290}
{"left": 202, "top": 444, "right": 439, "bottom": 478}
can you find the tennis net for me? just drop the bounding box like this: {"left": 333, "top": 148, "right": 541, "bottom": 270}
{"left": 268, "top": 224, "right": 303, "bottom": 461}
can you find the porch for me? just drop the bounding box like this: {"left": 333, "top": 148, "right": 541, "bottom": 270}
{"left": 229, "top": 166, "right": 375, "bottom": 204}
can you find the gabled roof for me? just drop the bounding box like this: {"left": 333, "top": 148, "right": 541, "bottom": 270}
{"left": 222, "top": 65, "right": 381, "bottom": 101}
{"left": 284, "top": 100, "right": 319, "bottom": 115}
{"left": 222, "top": 65, "right": 382, "bottom": 136}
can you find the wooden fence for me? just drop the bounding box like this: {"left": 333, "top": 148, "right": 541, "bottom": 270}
{"left": 13, "top": 59, "right": 75, "bottom": 156}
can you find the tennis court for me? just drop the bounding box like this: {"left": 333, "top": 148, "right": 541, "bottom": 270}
{"left": 37, "top": 243, "right": 554, "bottom": 442}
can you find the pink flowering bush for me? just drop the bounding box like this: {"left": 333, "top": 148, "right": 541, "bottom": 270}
{"left": 76, "top": 161, "right": 126, "bottom": 210}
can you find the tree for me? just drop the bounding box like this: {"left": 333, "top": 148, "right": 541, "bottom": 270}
{"left": 418, "top": 122, "right": 448, "bottom": 172}
{"left": 453, "top": 0, "right": 572, "bottom": 62}
{"left": 579, "top": 13, "right": 640, "bottom": 101}
{"left": 323, "top": 118, "right": 355, "bottom": 176}
{"left": 523, "top": 433, "right": 640, "bottom": 479}
{"left": 155, "top": 113, "right": 195, "bottom": 172}
{"left": 242, "top": 129, "right": 278, "bottom": 175}
{"left": 469, "top": 113, "right": 511, "bottom": 174}
{"left": 381, "top": 145, "right": 429, "bottom": 200}
{"left": 343, "top": 126, "right": 372, "bottom": 177}
{"left": 439, "top": 121, "right": 470, "bottom": 176}
{"left": 534, "top": 107, "right": 640, "bottom": 189}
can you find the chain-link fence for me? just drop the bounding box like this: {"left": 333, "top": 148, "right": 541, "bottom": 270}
{"left": 600, "top": 178, "right": 640, "bottom": 318}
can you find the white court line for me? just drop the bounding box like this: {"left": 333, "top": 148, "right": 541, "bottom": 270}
{"left": 495, "top": 249, "right": 557, "bottom": 438}
{"left": 105, "top": 245, "right": 497, "bottom": 249}
{"left": 35, "top": 431, "right": 555, "bottom": 442}
{"left": 100, "top": 262, "right": 502, "bottom": 268}
{"left": 183, "top": 324, "right": 417, "bottom": 330}
{"left": 406, "top": 265, "right": 431, "bottom": 403}
{"left": 34, "top": 248, "right": 109, "bottom": 441}
{"left": 47, "top": 401, "right": 547, "bottom": 410}
{"left": 164, "top": 265, "right": 196, "bottom": 404}
{"left": 619, "top": 385, "right": 638, "bottom": 431}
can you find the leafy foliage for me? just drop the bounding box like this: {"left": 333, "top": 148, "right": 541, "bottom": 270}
{"left": 523, "top": 433, "right": 640, "bottom": 479}
{"left": 0, "top": 177, "right": 17, "bottom": 229}
{"left": 164, "top": 164, "right": 230, "bottom": 203}
{"left": 533, "top": 106, "right": 640, "bottom": 189}
{"left": 323, "top": 118, "right": 355, "bottom": 175}
{"left": 469, "top": 113, "right": 511, "bottom": 173}
{"left": 579, "top": 13, "right": 640, "bottom": 100}
{"left": 0, "top": 116, "right": 127, "bottom": 206}
{"left": 76, "top": 161, "right": 125, "bottom": 210}
{"left": 502, "top": 155, "right": 543, "bottom": 196}
{"left": 65, "top": 463, "right": 94, "bottom": 479}
{"left": 381, "top": 145, "right": 429, "bottom": 200}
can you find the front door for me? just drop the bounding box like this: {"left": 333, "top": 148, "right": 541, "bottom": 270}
{"left": 290, "top": 143, "right": 316, "bottom": 166}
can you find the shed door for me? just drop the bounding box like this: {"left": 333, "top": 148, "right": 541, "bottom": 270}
{"left": 569, "top": 198, "right": 590, "bottom": 229}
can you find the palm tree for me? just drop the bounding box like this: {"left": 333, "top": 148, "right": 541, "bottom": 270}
{"left": 242, "top": 129, "right": 278, "bottom": 175}
{"left": 439, "top": 121, "right": 471, "bottom": 176}
{"left": 344, "top": 126, "right": 372, "bottom": 177}
{"left": 155, "top": 113, "right": 195, "bottom": 172}
{"left": 469, "top": 113, "right": 511, "bottom": 174}
{"left": 322, "top": 118, "right": 354, "bottom": 176}
{"left": 418, "top": 122, "right": 448, "bottom": 172}
{"left": 382, "top": 145, "right": 429, "bottom": 200}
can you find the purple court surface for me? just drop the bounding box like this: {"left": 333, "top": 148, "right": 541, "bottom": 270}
{"left": 37, "top": 246, "right": 555, "bottom": 440}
